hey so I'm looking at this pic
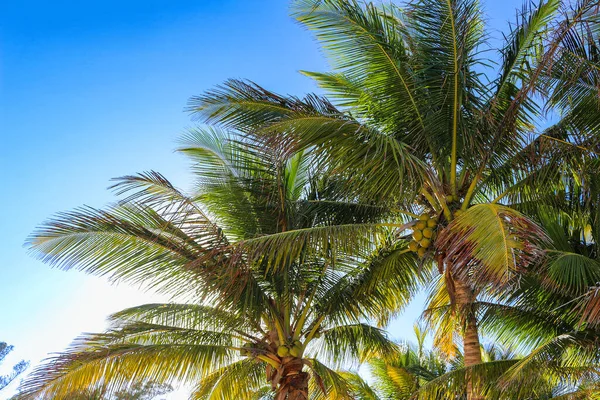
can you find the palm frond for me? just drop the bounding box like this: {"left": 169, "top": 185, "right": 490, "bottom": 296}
{"left": 304, "top": 358, "right": 354, "bottom": 400}
{"left": 26, "top": 204, "right": 221, "bottom": 296}
{"left": 292, "top": 0, "right": 426, "bottom": 139}
{"left": 438, "top": 204, "right": 548, "bottom": 287}
{"left": 190, "top": 359, "right": 266, "bottom": 400}
{"left": 312, "top": 323, "right": 400, "bottom": 367}
{"left": 18, "top": 331, "right": 235, "bottom": 399}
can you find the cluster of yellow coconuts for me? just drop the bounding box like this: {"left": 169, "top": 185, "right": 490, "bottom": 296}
{"left": 409, "top": 213, "right": 438, "bottom": 257}
{"left": 240, "top": 337, "right": 307, "bottom": 359}
{"left": 277, "top": 339, "right": 303, "bottom": 358}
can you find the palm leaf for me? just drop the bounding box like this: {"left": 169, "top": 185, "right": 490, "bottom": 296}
{"left": 438, "top": 203, "right": 548, "bottom": 287}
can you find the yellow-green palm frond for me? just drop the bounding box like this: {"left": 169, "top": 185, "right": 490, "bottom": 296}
{"left": 337, "top": 371, "right": 380, "bottom": 400}
{"left": 109, "top": 303, "right": 262, "bottom": 341}
{"left": 370, "top": 359, "right": 417, "bottom": 399}
{"left": 415, "top": 359, "right": 518, "bottom": 399}
{"left": 310, "top": 323, "right": 400, "bottom": 367}
{"left": 310, "top": 240, "right": 423, "bottom": 327}
{"left": 190, "top": 359, "right": 266, "bottom": 400}
{"left": 291, "top": 0, "right": 426, "bottom": 140}
{"left": 438, "top": 203, "right": 548, "bottom": 288}
{"left": 422, "top": 275, "right": 462, "bottom": 359}
{"left": 26, "top": 203, "right": 218, "bottom": 298}
{"left": 304, "top": 358, "right": 353, "bottom": 400}
{"left": 188, "top": 79, "right": 425, "bottom": 203}
{"left": 499, "top": 332, "right": 600, "bottom": 393}
{"left": 18, "top": 328, "right": 236, "bottom": 399}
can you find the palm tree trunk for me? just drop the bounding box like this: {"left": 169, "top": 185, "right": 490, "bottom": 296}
{"left": 454, "top": 277, "right": 483, "bottom": 400}
{"left": 273, "top": 359, "right": 309, "bottom": 400}
{"left": 283, "top": 370, "right": 309, "bottom": 400}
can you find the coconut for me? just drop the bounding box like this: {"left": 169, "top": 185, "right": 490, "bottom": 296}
{"left": 277, "top": 346, "right": 290, "bottom": 358}
{"left": 423, "top": 228, "right": 434, "bottom": 239}
{"left": 289, "top": 345, "right": 302, "bottom": 357}
{"left": 415, "top": 221, "right": 427, "bottom": 230}
{"left": 419, "top": 238, "right": 431, "bottom": 248}
{"left": 419, "top": 214, "right": 430, "bottom": 221}
{"left": 427, "top": 218, "right": 437, "bottom": 228}
{"left": 412, "top": 230, "right": 423, "bottom": 241}
{"left": 408, "top": 241, "right": 419, "bottom": 252}
{"left": 417, "top": 247, "right": 427, "bottom": 257}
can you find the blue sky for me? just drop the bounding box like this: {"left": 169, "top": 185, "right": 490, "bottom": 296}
{"left": 1, "top": 0, "right": 525, "bottom": 397}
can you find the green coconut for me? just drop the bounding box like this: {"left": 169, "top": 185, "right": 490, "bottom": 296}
{"left": 423, "top": 228, "right": 434, "bottom": 239}
{"left": 419, "top": 238, "right": 431, "bottom": 248}
{"left": 289, "top": 345, "right": 302, "bottom": 357}
{"left": 412, "top": 230, "right": 423, "bottom": 241}
{"left": 427, "top": 218, "right": 437, "bottom": 228}
{"left": 415, "top": 221, "right": 427, "bottom": 230}
{"left": 419, "top": 214, "right": 430, "bottom": 221}
{"left": 277, "top": 346, "right": 290, "bottom": 358}
{"left": 417, "top": 247, "right": 427, "bottom": 257}
{"left": 408, "top": 241, "right": 419, "bottom": 252}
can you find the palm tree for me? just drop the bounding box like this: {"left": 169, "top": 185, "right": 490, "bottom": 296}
{"left": 350, "top": 322, "right": 598, "bottom": 399}
{"left": 186, "top": 0, "right": 600, "bottom": 398}
{"left": 0, "top": 342, "right": 28, "bottom": 392}
{"left": 415, "top": 192, "right": 600, "bottom": 398}
{"left": 19, "top": 131, "right": 418, "bottom": 399}
{"left": 343, "top": 325, "right": 451, "bottom": 399}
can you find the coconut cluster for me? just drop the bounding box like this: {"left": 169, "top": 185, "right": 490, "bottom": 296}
{"left": 239, "top": 338, "right": 305, "bottom": 359}
{"left": 409, "top": 213, "right": 438, "bottom": 257}
{"left": 277, "top": 339, "right": 304, "bottom": 358}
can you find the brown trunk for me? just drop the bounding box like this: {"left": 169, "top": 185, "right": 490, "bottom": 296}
{"left": 280, "top": 370, "right": 309, "bottom": 400}
{"left": 272, "top": 359, "right": 309, "bottom": 400}
{"left": 454, "top": 276, "right": 483, "bottom": 400}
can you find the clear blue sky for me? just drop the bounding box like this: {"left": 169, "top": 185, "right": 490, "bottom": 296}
{"left": 1, "top": 0, "right": 524, "bottom": 397}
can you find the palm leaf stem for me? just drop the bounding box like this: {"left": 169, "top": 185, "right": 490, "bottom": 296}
{"left": 539, "top": 134, "right": 600, "bottom": 157}
{"left": 257, "top": 355, "right": 281, "bottom": 369}
{"left": 294, "top": 291, "right": 317, "bottom": 340}
{"left": 446, "top": 0, "right": 460, "bottom": 197}
{"left": 306, "top": 315, "right": 326, "bottom": 344}
{"left": 462, "top": 173, "right": 482, "bottom": 211}
{"left": 421, "top": 189, "right": 440, "bottom": 212}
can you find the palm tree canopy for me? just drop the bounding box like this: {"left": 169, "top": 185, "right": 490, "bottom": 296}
{"left": 185, "top": 0, "right": 600, "bottom": 295}
{"left": 20, "top": 131, "right": 423, "bottom": 399}
{"left": 19, "top": 0, "right": 600, "bottom": 398}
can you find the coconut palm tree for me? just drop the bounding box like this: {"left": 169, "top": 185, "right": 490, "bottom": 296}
{"left": 342, "top": 325, "right": 451, "bottom": 399}
{"left": 19, "top": 131, "right": 420, "bottom": 399}
{"left": 186, "top": 0, "right": 600, "bottom": 397}
{"left": 416, "top": 195, "right": 600, "bottom": 398}
{"left": 342, "top": 327, "right": 573, "bottom": 400}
